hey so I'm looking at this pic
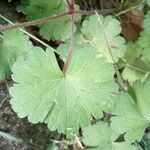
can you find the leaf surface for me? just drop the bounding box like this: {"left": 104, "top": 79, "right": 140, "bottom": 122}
{"left": 10, "top": 46, "right": 118, "bottom": 133}
{"left": 0, "top": 29, "right": 33, "bottom": 80}
{"left": 138, "top": 11, "right": 150, "bottom": 67}
{"left": 17, "top": 0, "right": 80, "bottom": 41}
{"left": 120, "top": 11, "right": 150, "bottom": 83}
{"left": 111, "top": 81, "right": 150, "bottom": 142}
{"left": 81, "top": 15, "right": 126, "bottom": 63}
{"left": 83, "top": 122, "right": 135, "bottom": 150}
{"left": 121, "top": 42, "right": 150, "bottom": 82}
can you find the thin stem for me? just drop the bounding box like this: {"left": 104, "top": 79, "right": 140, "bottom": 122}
{"left": 0, "top": 131, "right": 23, "bottom": 143}
{"left": 114, "top": 0, "right": 145, "bottom": 16}
{"left": 0, "top": 97, "right": 7, "bottom": 108}
{"left": 95, "top": 11, "right": 127, "bottom": 91}
{"left": 0, "top": 15, "right": 64, "bottom": 58}
{"left": 119, "top": 58, "right": 148, "bottom": 74}
{"left": 0, "top": 9, "right": 116, "bottom": 32}
{"left": 63, "top": 10, "right": 75, "bottom": 74}
{"left": 0, "top": 12, "right": 69, "bottom": 32}
{"left": 74, "top": 134, "right": 84, "bottom": 149}
{"left": 126, "top": 64, "right": 148, "bottom": 74}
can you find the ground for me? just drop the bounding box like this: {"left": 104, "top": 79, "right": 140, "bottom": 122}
{"left": 0, "top": 80, "right": 58, "bottom": 150}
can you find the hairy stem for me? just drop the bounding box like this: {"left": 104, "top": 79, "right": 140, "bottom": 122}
{"left": 63, "top": 7, "right": 75, "bottom": 74}
{"left": 0, "top": 15, "right": 64, "bottom": 58}
{"left": 0, "top": 9, "right": 116, "bottom": 32}
{"left": 0, "top": 12, "right": 69, "bottom": 32}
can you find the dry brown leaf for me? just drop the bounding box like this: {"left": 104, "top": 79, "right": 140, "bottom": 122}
{"left": 121, "top": 9, "right": 144, "bottom": 41}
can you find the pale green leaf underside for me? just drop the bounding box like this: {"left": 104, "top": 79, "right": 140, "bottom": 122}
{"left": 10, "top": 46, "right": 118, "bottom": 133}
{"left": 83, "top": 122, "right": 135, "bottom": 150}
{"left": 0, "top": 29, "right": 33, "bottom": 80}
{"left": 81, "top": 15, "right": 126, "bottom": 63}
{"left": 111, "top": 84, "right": 150, "bottom": 143}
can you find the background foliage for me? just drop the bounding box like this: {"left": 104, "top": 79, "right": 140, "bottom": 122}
{"left": 0, "top": 0, "right": 150, "bottom": 149}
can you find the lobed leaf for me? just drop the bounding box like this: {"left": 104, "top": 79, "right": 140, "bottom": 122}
{"left": 120, "top": 42, "right": 150, "bottom": 82}
{"left": 10, "top": 46, "right": 118, "bottom": 133}
{"left": 0, "top": 29, "right": 33, "bottom": 80}
{"left": 111, "top": 81, "right": 150, "bottom": 142}
{"left": 81, "top": 15, "right": 126, "bottom": 63}
{"left": 17, "top": 0, "right": 81, "bottom": 41}
{"left": 82, "top": 122, "right": 136, "bottom": 150}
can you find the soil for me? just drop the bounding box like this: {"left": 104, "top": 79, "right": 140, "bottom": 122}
{"left": 0, "top": 81, "right": 58, "bottom": 150}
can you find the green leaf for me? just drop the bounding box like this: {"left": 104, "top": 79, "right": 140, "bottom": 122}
{"left": 82, "top": 122, "right": 136, "bottom": 150}
{"left": 57, "top": 33, "right": 92, "bottom": 58}
{"left": 133, "top": 81, "right": 150, "bottom": 120}
{"left": 122, "top": 66, "right": 149, "bottom": 83}
{"left": 81, "top": 15, "right": 126, "bottom": 63}
{"left": 120, "top": 14, "right": 150, "bottom": 83}
{"left": 147, "top": 0, "right": 150, "bottom": 6}
{"left": 10, "top": 46, "right": 118, "bottom": 133}
{"left": 18, "top": 0, "right": 61, "bottom": 20}
{"left": 17, "top": 0, "right": 81, "bottom": 41}
{"left": 17, "top": 0, "right": 30, "bottom": 14}
{"left": 121, "top": 42, "right": 150, "bottom": 82}
{"left": 138, "top": 33, "right": 150, "bottom": 69}
{"left": 0, "top": 29, "right": 33, "bottom": 80}
{"left": 138, "top": 11, "right": 150, "bottom": 68}
{"left": 121, "top": 42, "right": 142, "bottom": 65}
{"left": 111, "top": 81, "right": 150, "bottom": 142}
{"left": 143, "top": 11, "right": 150, "bottom": 33}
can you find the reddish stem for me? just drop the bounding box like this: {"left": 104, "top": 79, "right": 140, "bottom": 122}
{"left": 63, "top": 1, "right": 75, "bottom": 74}
{"left": 0, "top": 9, "right": 115, "bottom": 32}
{"left": 0, "top": 12, "right": 69, "bottom": 32}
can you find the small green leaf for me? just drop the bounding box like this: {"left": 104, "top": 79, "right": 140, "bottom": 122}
{"left": 10, "top": 46, "right": 118, "bottom": 133}
{"left": 111, "top": 81, "right": 150, "bottom": 142}
{"left": 0, "top": 29, "right": 33, "bottom": 80}
{"left": 122, "top": 66, "right": 149, "bottom": 83}
{"left": 121, "top": 42, "right": 142, "bottom": 64}
{"left": 82, "top": 122, "right": 136, "bottom": 150}
{"left": 17, "top": 0, "right": 81, "bottom": 41}
{"left": 121, "top": 42, "right": 150, "bottom": 82}
{"left": 81, "top": 15, "right": 126, "bottom": 63}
